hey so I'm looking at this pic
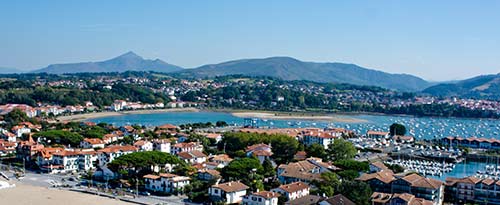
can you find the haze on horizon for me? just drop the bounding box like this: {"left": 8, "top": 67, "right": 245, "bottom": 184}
{"left": 1, "top": 0, "right": 499, "bottom": 81}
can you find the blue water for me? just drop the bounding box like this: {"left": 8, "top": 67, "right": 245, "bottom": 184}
{"left": 429, "top": 161, "right": 490, "bottom": 181}
{"left": 89, "top": 111, "right": 500, "bottom": 140}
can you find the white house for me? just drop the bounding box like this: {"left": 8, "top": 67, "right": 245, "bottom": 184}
{"left": 171, "top": 142, "right": 203, "bottom": 155}
{"left": 51, "top": 151, "right": 80, "bottom": 173}
{"left": 97, "top": 145, "right": 137, "bottom": 167}
{"left": 133, "top": 140, "right": 153, "bottom": 151}
{"left": 144, "top": 173, "right": 191, "bottom": 194}
{"left": 204, "top": 133, "right": 223, "bottom": 144}
{"left": 302, "top": 130, "right": 337, "bottom": 149}
{"left": 243, "top": 191, "right": 281, "bottom": 205}
{"left": 246, "top": 144, "right": 273, "bottom": 164}
{"left": 177, "top": 150, "right": 207, "bottom": 165}
{"left": 111, "top": 100, "right": 127, "bottom": 111}
{"left": 209, "top": 181, "right": 249, "bottom": 204}
{"left": 366, "top": 131, "right": 390, "bottom": 139}
{"left": 80, "top": 138, "right": 105, "bottom": 149}
{"left": 11, "top": 125, "right": 31, "bottom": 138}
{"left": 153, "top": 139, "right": 171, "bottom": 153}
{"left": 78, "top": 150, "right": 98, "bottom": 171}
{"left": 271, "top": 182, "right": 310, "bottom": 201}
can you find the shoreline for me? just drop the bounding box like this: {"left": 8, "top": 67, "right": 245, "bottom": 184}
{"left": 56, "top": 107, "right": 199, "bottom": 122}
{"left": 226, "top": 109, "right": 368, "bottom": 123}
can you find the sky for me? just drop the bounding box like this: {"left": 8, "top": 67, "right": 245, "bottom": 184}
{"left": 1, "top": 1, "right": 500, "bottom": 81}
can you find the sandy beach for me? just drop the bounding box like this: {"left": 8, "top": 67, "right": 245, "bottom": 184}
{"left": 0, "top": 183, "right": 132, "bottom": 205}
{"left": 231, "top": 111, "right": 367, "bottom": 123}
{"left": 57, "top": 107, "right": 199, "bottom": 122}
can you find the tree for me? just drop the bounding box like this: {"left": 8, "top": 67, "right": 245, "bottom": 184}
{"left": 34, "top": 130, "right": 83, "bottom": 147}
{"left": 312, "top": 172, "right": 341, "bottom": 197}
{"left": 338, "top": 180, "right": 372, "bottom": 205}
{"left": 262, "top": 158, "right": 275, "bottom": 178}
{"left": 221, "top": 157, "right": 264, "bottom": 191}
{"left": 108, "top": 151, "right": 190, "bottom": 179}
{"left": 215, "top": 121, "right": 228, "bottom": 127}
{"left": 305, "top": 144, "right": 327, "bottom": 159}
{"left": 333, "top": 160, "right": 369, "bottom": 172}
{"left": 327, "top": 138, "right": 357, "bottom": 161}
{"left": 390, "top": 123, "right": 406, "bottom": 136}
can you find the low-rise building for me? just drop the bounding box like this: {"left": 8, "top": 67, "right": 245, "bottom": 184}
{"left": 271, "top": 182, "right": 310, "bottom": 201}
{"left": 177, "top": 150, "right": 207, "bottom": 164}
{"left": 133, "top": 140, "right": 153, "bottom": 151}
{"left": 97, "top": 145, "right": 137, "bottom": 166}
{"left": 445, "top": 176, "right": 500, "bottom": 205}
{"left": 243, "top": 191, "right": 280, "bottom": 205}
{"left": 152, "top": 139, "right": 171, "bottom": 153}
{"left": 369, "top": 192, "right": 433, "bottom": 205}
{"left": 209, "top": 181, "right": 249, "bottom": 204}
{"left": 80, "top": 138, "right": 105, "bottom": 149}
{"left": 277, "top": 158, "right": 340, "bottom": 184}
{"left": 144, "top": 173, "right": 191, "bottom": 194}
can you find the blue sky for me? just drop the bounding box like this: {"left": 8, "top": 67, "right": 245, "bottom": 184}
{"left": 1, "top": 1, "right": 499, "bottom": 81}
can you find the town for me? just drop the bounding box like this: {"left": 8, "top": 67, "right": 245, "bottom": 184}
{"left": 1, "top": 100, "right": 500, "bottom": 205}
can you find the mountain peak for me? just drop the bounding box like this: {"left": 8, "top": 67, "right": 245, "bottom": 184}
{"left": 115, "top": 51, "right": 143, "bottom": 60}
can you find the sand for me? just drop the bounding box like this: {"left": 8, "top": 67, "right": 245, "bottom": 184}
{"left": 56, "top": 107, "right": 199, "bottom": 122}
{"left": 231, "top": 111, "right": 367, "bottom": 123}
{"left": 0, "top": 183, "right": 133, "bottom": 205}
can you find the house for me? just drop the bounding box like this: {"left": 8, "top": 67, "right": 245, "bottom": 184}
{"left": 286, "top": 195, "right": 324, "bottom": 205}
{"left": 36, "top": 148, "right": 80, "bottom": 173}
{"left": 369, "top": 161, "right": 389, "bottom": 173}
{"left": 203, "top": 133, "right": 223, "bottom": 143}
{"left": 246, "top": 143, "right": 273, "bottom": 164}
{"left": 243, "top": 191, "right": 281, "bottom": 205}
{"left": 0, "top": 139, "right": 16, "bottom": 156}
{"left": 1, "top": 131, "right": 17, "bottom": 142}
{"left": 77, "top": 149, "right": 98, "bottom": 171}
{"left": 392, "top": 135, "right": 415, "bottom": 143}
{"left": 293, "top": 151, "right": 307, "bottom": 161}
{"left": 16, "top": 136, "right": 44, "bottom": 161}
{"left": 177, "top": 150, "right": 207, "bottom": 164}
{"left": 171, "top": 142, "right": 203, "bottom": 155}
{"left": 277, "top": 158, "right": 340, "bottom": 184}
{"left": 152, "top": 139, "right": 171, "bottom": 153}
{"left": 210, "top": 154, "right": 233, "bottom": 168}
{"left": 133, "top": 140, "right": 153, "bottom": 151}
{"left": 366, "top": 131, "right": 390, "bottom": 139}
{"left": 157, "top": 124, "right": 178, "bottom": 131}
{"left": 102, "top": 134, "right": 119, "bottom": 144}
{"left": 111, "top": 100, "right": 127, "bottom": 111}
{"left": 357, "top": 172, "right": 444, "bottom": 205}
{"left": 302, "top": 130, "right": 337, "bottom": 149}
{"left": 144, "top": 173, "right": 191, "bottom": 194}
{"left": 11, "top": 125, "right": 31, "bottom": 137}
{"left": 209, "top": 181, "right": 249, "bottom": 204}
{"left": 369, "top": 192, "right": 433, "bottom": 205}
{"left": 198, "top": 169, "right": 221, "bottom": 181}
{"left": 319, "top": 194, "right": 356, "bottom": 205}
{"left": 97, "top": 145, "right": 137, "bottom": 166}
{"left": 444, "top": 176, "right": 500, "bottom": 205}
{"left": 80, "top": 138, "right": 105, "bottom": 149}
{"left": 271, "top": 182, "right": 310, "bottom": 201}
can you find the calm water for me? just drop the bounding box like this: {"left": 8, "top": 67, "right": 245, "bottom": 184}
{"left": 89, "top": 111, "right": 500, "bottom": 140}
{"left": 89, "top": 111, "right": 500, "bottom": 180}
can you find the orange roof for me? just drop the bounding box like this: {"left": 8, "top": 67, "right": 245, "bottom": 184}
{"left": 212, "top": 181, "right": 249, "bottom": 192}
{"left": 98, "top": 145, "right": 137, "bottom": 154}
{"left": 158, "top": 124, "right": 178, "bottom": 129}
{"left": 84, "top": 138, "right": 104, "bottom": 145}
{"left": 251, "top": 191, "right": 280, "bottom": 199}
{"left": 276, "top": 182, "right": 309, "bottom": 193}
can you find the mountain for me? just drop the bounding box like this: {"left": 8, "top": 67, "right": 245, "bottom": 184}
{"left": 0, "top": 67, "right": 26, "bottom": 74}
{"left": 32, "top": 52, "right": 183, "bottom": 74}
{"left": 423, "top": 73, "right": 500, "bottom": 99}
{"left": 175, "top": 57, "right": 431, "bottom": 91}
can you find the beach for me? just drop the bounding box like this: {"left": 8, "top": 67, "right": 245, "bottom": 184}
{"left": 56, "top": 107, "right": 199, "bottom": 122}
{"left": 231, "top": 111, "right": 367, "bottom": 123}
{"left": 0, "top": 183, "right": 132, "bottom": 205}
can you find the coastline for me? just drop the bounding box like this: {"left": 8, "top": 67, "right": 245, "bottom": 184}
{"left": 56, "top": 107, "right": 199, "bottom": 122}
{"left": 228, "top": 110, "right": 368, "bottom": 123}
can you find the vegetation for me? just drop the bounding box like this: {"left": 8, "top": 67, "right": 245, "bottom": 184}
{"left": 326, "top": 138, "right": 357, "bottom": 161}
{"left": 390, "top": 123, "right": 407, "bottom": 136}
{"left": 220, "top": 132, "right": 299, "bottom": 164}
{"left": 220, "top": 157, "right": 264, "bottom": 192}
{"left": 33, "top": 130, "right": 83, "bottom": 147}
{"left": 108, "top": 151, "right": 192, "bottom": 178}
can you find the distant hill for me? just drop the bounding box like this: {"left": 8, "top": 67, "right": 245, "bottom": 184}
{"left": 423, "top": 73, "right": 500, "bottom": 99}
{"left": 174, "top": 57, "right": 431, "bottom": 91}
{"left": 32, "top": 52, "right": 183, "bottom": 74}
{"left": 0, "top": 67, "right": 26, "bottom": 74}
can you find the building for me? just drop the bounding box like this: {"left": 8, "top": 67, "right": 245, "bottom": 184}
{"left": 143, "top": 173, "right": 191, "bottom": 194}
{"left": 445, "top": 176, "right": 500, "bottom": 205}
{"left": 277, "top": 158, "right": 340, "bottom": 184}
{"left": 152, "top": 139, "right": 171, "bottom": 153}
{"left": 203, "top": 133, "right": 223, "bottom": 144}
{"left": 209, "top": 181, "right": 249, "bottom": 204}
{"left": 302, "top": 130, "right": 338, "bottom": 149}
{"left": 357, "top": 172, "right": 444, "bottom": 205}
{"left": 366, "top": 131, "right": 390, "bottom": 139}
{"left": 243, "top": 191, "right": 280, "bottom": 205}
{"left": 0, "top": 139, "right": 16, "bottom": 156}
{"left": 97, "top": 145, "right": 137, "bottom": 166}
{"left": 133, "top": 140, "right": 153, "bottom": 151}
{"left": 171, "top": 142, "right": 203, "bottom": 155}
{"left": 246, "top": 143, "right": 273, "bottom": 164}
{"left": 197, "top": 169, "right": 221, "bottom": 181}
{"left": 177, "top": 150, "right": 207, "bottom": 164}
{"left": 369, "top": 161, "right": 389, "bottom": 173}
{"left": 209, "top": 154, "right": 233, "bottom": 168}
{"left": 80, "top": 138, "right": 105, "bottom": 149}
{"left": 441, "top": 136, "right": 500, "bottom": 149}
{"left": 271, "top": 182, "right": 310, "bottom": 201}
{"left": 319, "top": 194, "right": 356, "bottom": 205}
{"left": 369, "top": 192, "right": 433, "bottom": 205}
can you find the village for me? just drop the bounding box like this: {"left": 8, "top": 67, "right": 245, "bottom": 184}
{"left": 0, "top": 101, "right": 500, "bottom": 205}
